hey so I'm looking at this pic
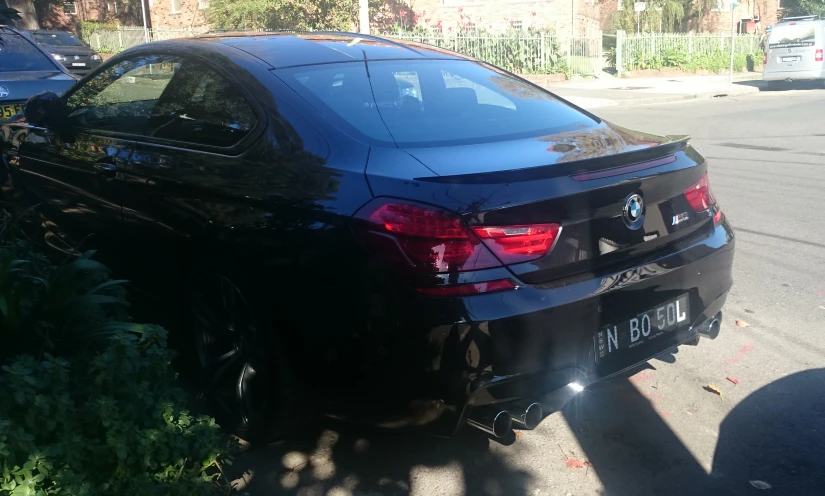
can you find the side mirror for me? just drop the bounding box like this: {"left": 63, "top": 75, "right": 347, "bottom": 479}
{"left": 23, "top": 91, "right": 68, "bottom": 129}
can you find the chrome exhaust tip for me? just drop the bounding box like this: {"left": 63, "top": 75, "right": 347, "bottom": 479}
{"left": 699, "top": 312, "right": 722, "bottom": 340}
{"left": 511, "top": 402, "right": 543, "bottom": 430}
{"left": 466, "top": 409, "right": 512, "bottom": 438}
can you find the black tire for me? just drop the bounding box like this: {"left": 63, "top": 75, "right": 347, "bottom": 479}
{"left": 184, "top": 255, "right": 309, "bottom": 443}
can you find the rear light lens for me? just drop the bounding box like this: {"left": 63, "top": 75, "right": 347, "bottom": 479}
{"left": 684, "top": 174, "right": 715, "bottom": 212}
{"left": 352, "top": 199, "right": 500, "bottom": 273}
{"left": 684, "top": 173, "right": 723, "bottom": 225}
{"left": 816, "top": 49, "right": 823, "bottom": 62}
{"left": 416, "top": 279, "right": 516, "bottom": 297}
{"left": 471, "top": 224, "right": 561, "bottom": 264}
{"left": 763, "top": 52, "right": 768, "bottom": 64}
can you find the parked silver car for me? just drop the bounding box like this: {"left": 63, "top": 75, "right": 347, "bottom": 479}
{"left": 763, "top": 16, "right": 825, "bottom": 86}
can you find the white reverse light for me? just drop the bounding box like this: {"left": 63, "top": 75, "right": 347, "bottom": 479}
{"left": 567, "top": 382, "right": 585, "bottom": 393}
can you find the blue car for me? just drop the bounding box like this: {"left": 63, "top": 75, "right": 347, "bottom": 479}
{"left": 0, "top": 26, "right": 77, "bottom": 121}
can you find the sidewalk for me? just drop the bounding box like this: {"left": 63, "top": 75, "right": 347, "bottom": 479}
{"left": 541, "top": 73, "right": 766, "bottom": 109}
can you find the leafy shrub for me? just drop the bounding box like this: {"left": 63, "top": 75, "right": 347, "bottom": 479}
{"left": 0, "top": 210, "right": 230, "bottom": 495}
{"left": 0, "top": 327, "right": 226, "bottom": 496}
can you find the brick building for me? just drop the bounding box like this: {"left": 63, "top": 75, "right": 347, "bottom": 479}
{"left": 147, "top": 0, "right": 209, "bottom": 29}
{"left": 693, "top": 0, "right": 780, "bottom": 33}
{"left": 377, "top": 0, "right": 604, "bottom": 39}
{"left": 31, "top": 0, "right": 146, "bottom": 30}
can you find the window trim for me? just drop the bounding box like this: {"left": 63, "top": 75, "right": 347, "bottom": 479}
{"left": 63, "top": 1, "right": 78, "bottom": 15}
{"left": 171, "top": 0, "right": 181, "bottom": 14}
{"left": 60, "top": 49, "right": 267, "bottom": 155}
{"left": 198, "top": 0, "right": 210, "bottom": 9}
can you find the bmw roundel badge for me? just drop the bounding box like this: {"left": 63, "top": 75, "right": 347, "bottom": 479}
{"left": 623, "top": 194, "right": 645, "bottom": 229}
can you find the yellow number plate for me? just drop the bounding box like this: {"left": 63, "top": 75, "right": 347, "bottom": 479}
{"left": 1, "top": 102, "right": 25, "bottom": 120}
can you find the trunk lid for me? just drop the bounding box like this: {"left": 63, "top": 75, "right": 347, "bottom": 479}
{"left": 0, "top": 71, "right": 77, "bottom": 102}
{"left": 366, "top": 125, "right": 712, "bottom": 285}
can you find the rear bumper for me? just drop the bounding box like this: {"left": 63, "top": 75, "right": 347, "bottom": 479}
{"left": 333, "top": 220, "right": 735, "bottom": 436}
{"left": 763, "top": 69, "right": 825, "bottom": 81}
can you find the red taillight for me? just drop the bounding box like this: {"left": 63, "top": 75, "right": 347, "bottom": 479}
{"left": 816, "top": 49, "right": 823, "bottom": 62}
{"left": 471, "top": 224, "right": 561, "bottom": 264}
{"left": 684, "top": 174, "right": 714, "bottom": 212}
{"left": 353, "top": 199, "right": 501, "bottom": 273}
{"left": 684, "top": 173, "right": 723, "bottom": 225}
{"left": 763, "top": 52, "right": 768, "bottom": 64}
{"left": 416, "top": 279, "right": 516, "bottom": 297}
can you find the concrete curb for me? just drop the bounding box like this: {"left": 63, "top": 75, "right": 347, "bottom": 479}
{"left": 607, "top": 86, "right": 763, "bottom": 107}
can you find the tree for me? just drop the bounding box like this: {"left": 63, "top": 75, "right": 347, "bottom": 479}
{"left": 780, "top": 0, "right": 825, "bottom": 18}
{"left": 612, "top": 0, "right": 688, "bottom": 33}
{"left": 0, "top": 0, "right": 21, "bottom": 26}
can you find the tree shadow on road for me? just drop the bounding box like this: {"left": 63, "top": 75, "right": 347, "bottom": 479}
{"left": 224, "top": 420, "right": 532, "bottom": 496}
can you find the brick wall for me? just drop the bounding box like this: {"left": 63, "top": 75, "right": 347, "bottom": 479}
{"left": 149, "top": 0, "right": 210, "bottom": 29}
{"left": 374, "top": 0, "right": 602, "bottom": 39}
{"left": 693, "top": 0, "right": 779, "bottom": 32}
{"left": 35, "top": 0, "right": 108, "bottom": 30}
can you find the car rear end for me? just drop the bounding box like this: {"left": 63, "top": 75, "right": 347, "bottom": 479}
{"left": 764, "top": 19, "right": 825, "bottom": 82}
{"left": 278, "top": 56, "right": 734, "bottom": 438}
{"left": 0, "top": 30, "right": 76, "bottom": 121}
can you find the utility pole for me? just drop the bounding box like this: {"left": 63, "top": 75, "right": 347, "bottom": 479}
{"left": 140, "top": 0, "right": 149, "bottom": 43}
{"left": 729, "top": 0, "right": 738, "bottom": 89}
{"left": 359, "top": 0, "right": 370, "bottom": 34}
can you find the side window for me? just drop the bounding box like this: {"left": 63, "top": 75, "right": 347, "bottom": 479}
{"left": 66, "top": 54, "right": 257, "bottom": 148}
{"left": 144, "top": 62, "right": 257, "bottom": 147}
{"left": 66, "top": 54, "right": 181, "bottom": 135}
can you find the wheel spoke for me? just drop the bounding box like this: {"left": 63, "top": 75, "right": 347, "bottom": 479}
{"left": 220, "top": 277, "right": 237, "bottom": 329}
{"left": 210, "top": 351, "right": 242, "bottom": 389}
{"left": 192, "top": 294, "right": 229, "bottom": 338}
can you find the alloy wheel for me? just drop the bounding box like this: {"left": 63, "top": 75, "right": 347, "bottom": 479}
{"left": 190, "top": 273, "right": 269, "bottom": 426}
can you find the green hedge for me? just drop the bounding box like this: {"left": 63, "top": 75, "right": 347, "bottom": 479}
{"left": 0, "top": 210, "right": 231, "bottom": 495}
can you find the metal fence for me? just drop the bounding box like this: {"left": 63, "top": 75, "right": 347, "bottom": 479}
{"left": 616, "top": 32, "right": 761, "bottom": 74}
{"left": 79, "top": 26, "right": 211, "bottom": 53}
{"left": 386, "top": 32, "right": 603, "bottom": 76}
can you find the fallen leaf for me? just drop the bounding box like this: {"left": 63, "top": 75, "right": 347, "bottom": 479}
{"left": 515, "top": 431, "right": 524, "bottom": 438}
{"left": 686, "top": 411, "right": 693, "bottom": 415}
{"left": 727, "top": 376, "right": 740, "bottom": 385}
{"left": 736, "top": 319, "right": 749, "bottom": 328}
{"left": 704, "top": 384, "right": 723, "bottom": 396}
{"left": 566, "top": 458, "right": 585, "bottom": 469}
{"left": 750, "top": 480, "right": 772, "bottom": 490}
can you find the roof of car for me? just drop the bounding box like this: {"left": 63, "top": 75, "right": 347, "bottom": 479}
{"left": 185, "top": 31, "right": 470, "bottom": 68}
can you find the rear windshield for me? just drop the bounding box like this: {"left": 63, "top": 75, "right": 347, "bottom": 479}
{"left": 32, "top": 32, "right": 85, "bottom": 47}
{"left": 277, "top": 59, "right": 595, "bottom": 146}
{"left": 0, "top": 33, "right": 58, "bottom": 72}
{"left": 768, "top": 24, "right": 818, "bottom": 48}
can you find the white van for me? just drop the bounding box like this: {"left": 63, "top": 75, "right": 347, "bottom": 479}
{"left": 763, "top": 16, "right": 825, "bottom": 87}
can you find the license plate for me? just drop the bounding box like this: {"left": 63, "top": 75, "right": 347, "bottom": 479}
{"left": 1, "top": 102, "right": 25, "bottom": 120}
{"left": 782, "top": 56, "right": 797, "bottom": 62}
{"left": 72, "top": 62, "right": 86, "bottom": 66}
{"left": 594, "top": 294, "right": 690, "bottom": 362}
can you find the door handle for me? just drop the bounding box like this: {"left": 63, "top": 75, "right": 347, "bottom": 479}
{"left": 94, "top": 162, "right": 118, "bottom": 177}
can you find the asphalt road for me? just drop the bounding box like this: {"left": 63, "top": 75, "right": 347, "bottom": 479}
{"left": 229, "top": 89, "right": 825, "bottom": 496}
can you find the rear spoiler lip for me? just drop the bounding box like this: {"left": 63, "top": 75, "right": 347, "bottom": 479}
{"left": 413, "top": 135, "right": 691, "bottom": 185}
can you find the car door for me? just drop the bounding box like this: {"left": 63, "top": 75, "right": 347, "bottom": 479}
{"left": 114, "top": 54, "right": 264, "bottom": 241}
{"left": 15, "top": 53, "right": 181, "bottom": 241}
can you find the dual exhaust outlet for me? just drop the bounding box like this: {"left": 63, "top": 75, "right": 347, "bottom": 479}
{"left": 466, "top": 401, "right": 543, "bottom": 439}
